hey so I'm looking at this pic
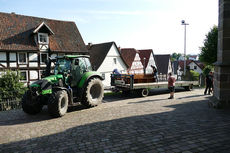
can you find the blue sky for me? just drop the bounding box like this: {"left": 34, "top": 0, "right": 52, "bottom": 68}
{"left": 1, "top": 0, "right": 218, "bottom": 55}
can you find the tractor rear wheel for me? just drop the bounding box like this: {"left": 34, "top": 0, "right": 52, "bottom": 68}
{"left": 48, "top": 90, "right": 68, "bottom": 117}
{"left": 22, "top": 91, "right": 43, "bottom": 115}
{"left": 81, "top": 78, "right": 104, "bottom": 107}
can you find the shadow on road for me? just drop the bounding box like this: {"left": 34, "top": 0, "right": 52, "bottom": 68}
{"left": 1, "top": 98, "right": 230, "bottom": 152}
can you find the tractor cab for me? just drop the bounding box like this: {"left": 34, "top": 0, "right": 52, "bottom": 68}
{"left": 53, "top": 55, "right": 93, "bottom": 87}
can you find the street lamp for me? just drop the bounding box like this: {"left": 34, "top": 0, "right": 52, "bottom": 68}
{"left": 181, "top": 20, "right": 189, "bottom": 75}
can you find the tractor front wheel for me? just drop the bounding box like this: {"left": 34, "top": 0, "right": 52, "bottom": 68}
{"left": 81, "top": 78, "right": 104, "bottom": 107}
{"left": 48, "top": 90, "right": 68, "bottom": 117}
{"left": 22, "top": 91, "right": 43, "bottom": 115}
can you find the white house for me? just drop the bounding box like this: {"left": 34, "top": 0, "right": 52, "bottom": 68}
{"left": 0, "top": 12, "right": 88, "bottom": 85}
{"left": 87, "top": 42, "right": 128, "bottom": 87}
{"left": 139, "top": 49, "right": 157, "bottom": 74}
{"left": 120, "top": 48, "right": 144, "bottom": 74}
{"left": 178, "top": 60, "right": 204, "bottom": 74}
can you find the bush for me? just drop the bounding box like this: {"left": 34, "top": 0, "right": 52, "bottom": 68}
{"left": 182, "top": 70, "right": 200, "bottom": 81}
{"left": 0, "top": 70, "right": 27, "bottom": 99}
{"left": 203, "top": 65, "right": 214, "bottom": 76}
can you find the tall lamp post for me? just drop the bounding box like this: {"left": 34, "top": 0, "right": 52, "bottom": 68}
{"left": 181, "top": 20, "right": 189, "bottom": 75}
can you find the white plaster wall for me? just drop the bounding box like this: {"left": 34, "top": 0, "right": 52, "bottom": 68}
{"left": 145, "top": 53, "right": 157, "bottom": 74}
{"left": 19, "top": 65, "right": 27, "bottom": 68}
{"left": 30, "top": 70, "right": 38, "bottom": 80}
{"left": 167, "top": 59, "right": 172, "bottom": 73}
{"left": 10, "top": 53, "right": 16, "bottom": 61}
{"left": 29, "top": 62, "right": 38, "bottom": 67}
{"left": 9, "top": 62, "right": 17, "bottom": 67}
{"left": 0, "top": 52, "right": 6, "bottom": 61}
{"left": 97, "top": 44, "right": 128, "bottom": 87}
{"left": 188, "top": 62, "right": 202, "bottom": 74}
{"left": 0, "top": 62, "right": 7, "bottom": 67}
{"left": 129, "top": 53, "right": 144, "bottom": 74}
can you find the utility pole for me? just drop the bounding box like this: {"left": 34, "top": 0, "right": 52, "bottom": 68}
{"left": 181, "top": 20, "right": 189, "bottom": 75}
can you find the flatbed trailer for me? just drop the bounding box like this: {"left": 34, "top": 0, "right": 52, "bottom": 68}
{"left": 111, "top": 74, "right": 199, "bottom": 96}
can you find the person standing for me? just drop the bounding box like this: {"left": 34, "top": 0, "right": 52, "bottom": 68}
{"left": 168, "top": 72, "right": 176, "bottom": 99}
{"left": 151, "top": 65, "right": 158, "bottom": 82}
{"left": 204, "top": 71, "right": 213, "bottom": 95}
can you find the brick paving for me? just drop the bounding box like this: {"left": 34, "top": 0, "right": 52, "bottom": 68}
{"left": 0, "top": 88, "right": 230, "bottom": 153}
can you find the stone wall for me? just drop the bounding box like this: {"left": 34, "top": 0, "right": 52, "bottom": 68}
{"left": 211, "top": 0, "right": 230, "bottom": 108}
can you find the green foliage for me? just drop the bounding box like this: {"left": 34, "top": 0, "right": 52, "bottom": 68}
{"left": 202, "top": 65, "right": 214, "bottom": 76}
{"left": 199, "top": 26, "right": 218, "bottom": 65}
{"left": 171, "top": 52, "right": 182, "bottom": 61}
{"left": 0, "top": 70, "right": 27, "bottom": 99}
{"left": 182, "top": 70, "right": 200, "bottom": 81}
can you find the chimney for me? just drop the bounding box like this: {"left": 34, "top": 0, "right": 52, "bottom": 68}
{"left": 87, "top": 42, "right": 93, "bottom": 49}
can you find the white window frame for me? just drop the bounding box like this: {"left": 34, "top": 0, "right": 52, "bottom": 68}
{"left": 194, "top": 66, "right": 197, "bottom": 70}
{"left": 18, "top": 52, "right": 27, "bottom": 64}
{"left": 38, "top": 33, "right": 49, "bottom": 44}
{"left": 20, "top": 70, "right": 28, "bottom": 82}
{"left": 40, "top": 53, "right": 49, "bottom": 64}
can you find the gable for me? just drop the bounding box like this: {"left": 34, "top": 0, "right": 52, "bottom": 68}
{"left": 107, "top": 44, "right": 120, "bottom": 56}
{"left": 0, "top": 12, "right": 88, "bottom": 53}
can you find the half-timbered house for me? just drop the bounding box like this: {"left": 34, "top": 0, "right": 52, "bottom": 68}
{"left": 120, "top": 48, "right": 144, "bottom": 74}
{"left": 0, "top": 12, "right": 88, "bottom": 85}
{"left": 138, "top": 49, "right": 157, "bottom": 74}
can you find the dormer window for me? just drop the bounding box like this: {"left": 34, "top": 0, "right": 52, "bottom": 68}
{"left": 38, "top": 33, "right": 49, "bottom": 44}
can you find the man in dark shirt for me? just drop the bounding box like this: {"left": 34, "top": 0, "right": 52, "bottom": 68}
{"left": 204, "top": 71, "right": 213, "bottom": 95}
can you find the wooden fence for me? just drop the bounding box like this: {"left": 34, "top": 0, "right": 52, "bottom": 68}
{"left": 0, "top": 98, "right": 21, "bottom": 111}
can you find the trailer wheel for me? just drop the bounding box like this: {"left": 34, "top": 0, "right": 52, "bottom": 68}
{"left": 81, "top": 78, "right": 104, "bottom": 107}
{"left": 48, "top": 90, "right": 68, "bottom": 117}
{"left": 138, "top": 88, "right": 149, "bottom": 97}
{"left": 184, "top": 84, "right": 193, "bottom": 91}
{"left": 22, "top": 91, "right": 43, "bottom": 115}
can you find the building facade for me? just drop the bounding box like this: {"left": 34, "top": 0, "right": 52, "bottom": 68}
{"left": 0, "top": 12, "right": 88, "bottom": 85}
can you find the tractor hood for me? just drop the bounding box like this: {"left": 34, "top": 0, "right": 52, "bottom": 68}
{"left": 43, "top": 74, "right": 63, "bottom": 83}
{"left": 29, "top": 74, "right": 63, "bottom": 95}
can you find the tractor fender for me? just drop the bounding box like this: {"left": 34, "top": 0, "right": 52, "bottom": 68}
{"left": 78, "top": 72, "right": 103, "bottom": 89}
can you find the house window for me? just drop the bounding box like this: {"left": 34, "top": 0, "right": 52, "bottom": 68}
{"left": 40, "top": 53, "right": 48, "bottom": 64}
{"left": 38, "top": 33, "right": 49, "bottom": 44}
{"left": 194, "top": 66, "right": 197, "bottom": 70}
{"left": 20, "top": 71, "right": 28, "bottom": 81}
{"left": 18, "top": 52, "right": 27, "bottom": 64}
{"left": 101, "top": 73, "right": 105, "bottom": 80}
{"left": 113, "top": 58, "right": 117, "bottom": 64}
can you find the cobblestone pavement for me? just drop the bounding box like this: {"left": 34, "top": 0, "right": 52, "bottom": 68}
{"left": 0, "top": 88, "right": 230, "bottom": 153}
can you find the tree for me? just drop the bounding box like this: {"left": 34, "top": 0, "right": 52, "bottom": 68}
{"left": 199, "top": 26, "right": 218, "bottom": 65}
{"left": 0, "top": 70, "right": 26, "bottom": 99}
{"left": 171, "top": 52, "right": 182, "bottom": 61}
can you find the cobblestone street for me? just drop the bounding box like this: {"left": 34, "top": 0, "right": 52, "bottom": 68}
{"left": 0, "top": 88, "right": 230, "bottom": 153}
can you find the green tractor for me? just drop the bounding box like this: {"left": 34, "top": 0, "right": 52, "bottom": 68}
{"left": 22, "top": 55, "right": 104, "bottom": 117}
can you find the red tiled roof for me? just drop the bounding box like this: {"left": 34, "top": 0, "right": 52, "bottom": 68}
{"left": 0, "top": 12, "right": 88, "bottom": 53}
{"left": 138, "top": 49, "right": 153, "bottom": 68}
{"left": 120, "top": 48, "right": 139, "bottom": 68}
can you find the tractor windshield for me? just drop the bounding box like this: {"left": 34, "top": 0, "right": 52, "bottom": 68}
{"left": 54, "top": 59, "right": 71, "bottom": 74}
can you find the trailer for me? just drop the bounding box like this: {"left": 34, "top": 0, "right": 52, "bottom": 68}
{"left": 111, "top": 74, "right": 199, "bottom": 97}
